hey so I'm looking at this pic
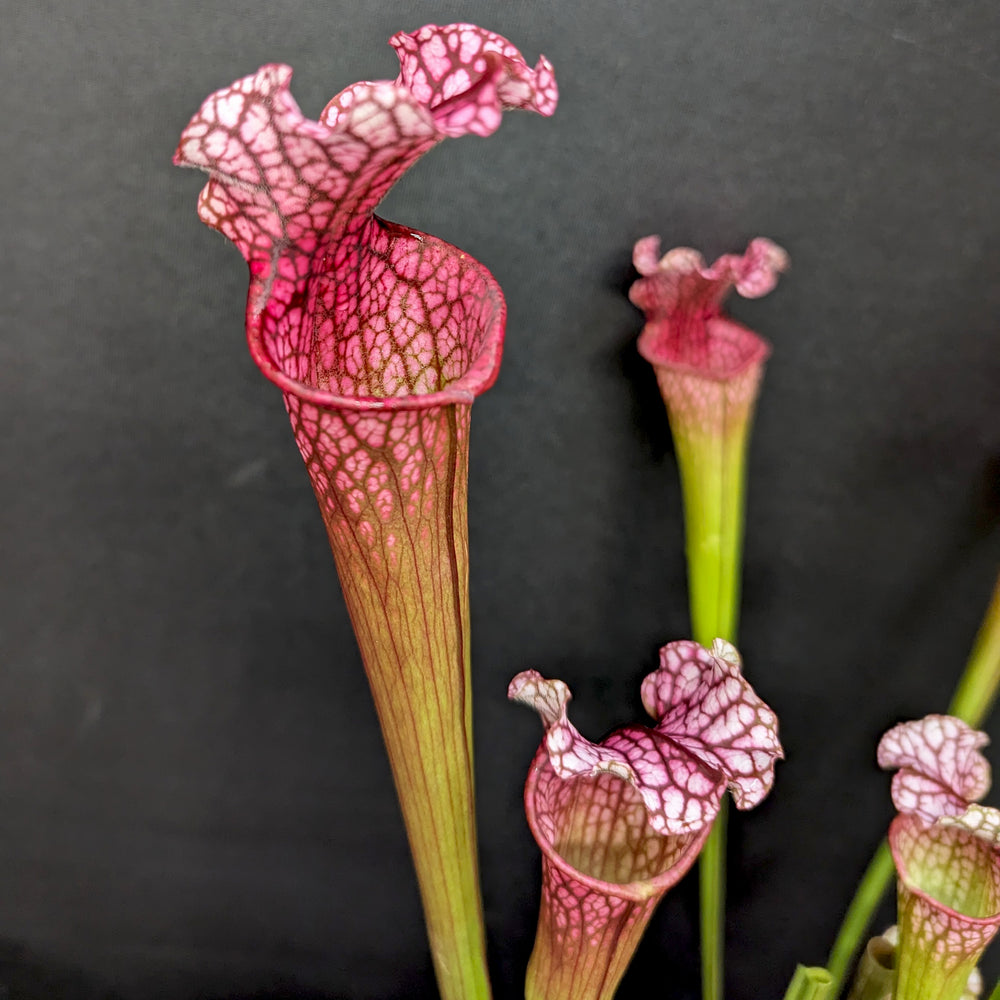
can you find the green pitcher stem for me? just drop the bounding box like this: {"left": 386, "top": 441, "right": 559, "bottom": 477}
{"left": 675, "top": 414, "right": 748, "bottom": 650}
{"left": 699, "top": 799, "right": 728, "bottom": 1000}
{"left": 668, "top": 391, "right": 756, "bottom": 1000}
{"left": 826, "top": 569, "right": 1000, "bottom": 997}
{"left": 948, "top": 571, "right": 1000, "bottom": 727}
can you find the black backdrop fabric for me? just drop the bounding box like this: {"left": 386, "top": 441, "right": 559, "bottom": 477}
{"left": 3, "top": 1, "right": 1000, "bottom": 998}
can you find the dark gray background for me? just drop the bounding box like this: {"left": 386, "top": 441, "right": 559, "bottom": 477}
{"left": 3, "top": 1, "right": 1000, "bottom": 997}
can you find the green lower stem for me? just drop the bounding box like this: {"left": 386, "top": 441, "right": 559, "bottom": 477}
{"left": 826, "top": 570, "right": 1000, "bottom": 997}
{"left": 667, "top": 389, "right": 756, "bottom": 1000}
{"left": 700, "top": 799, "right": 728, "bottom": 1000}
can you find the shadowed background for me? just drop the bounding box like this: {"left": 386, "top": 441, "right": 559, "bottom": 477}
{"left": 2, "top": 1, "right": 999, "bottom": 997}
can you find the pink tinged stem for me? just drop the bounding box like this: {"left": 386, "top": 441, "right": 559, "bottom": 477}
{"left": 173, "top": 24, "right": 558, "bottom": 1000}
{"left": 890, "top": 809, "right": 1000, "bottom": 1000}
{"left": 287, "top": 387, "right": 485, "bottom": 994}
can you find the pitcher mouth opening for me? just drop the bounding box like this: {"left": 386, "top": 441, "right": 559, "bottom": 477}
{"left": 525, "top": 751, "right": 713, "bottom": 901}
{"left": 637, "top": 315, "right": 771, "bottom": 383}
{"left": 890, "top": 813, "right": 1000, "bottom": 924}
{"left": 247, "top": 218, "right": 507, "bottom": 412}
